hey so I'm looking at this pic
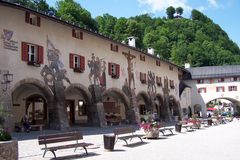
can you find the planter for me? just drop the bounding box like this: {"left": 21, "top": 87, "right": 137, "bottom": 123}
{"left": 0, "top": 139, "right": 18, "bottom": 160}
{"left": 145, "top": 129, "right": 159, "bottom": 139}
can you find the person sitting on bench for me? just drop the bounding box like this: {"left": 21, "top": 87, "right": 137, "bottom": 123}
{"left": 21, "top": 114, "right": 31, "bottom": 133}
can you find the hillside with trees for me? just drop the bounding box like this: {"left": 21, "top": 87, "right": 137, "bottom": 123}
{"left": 10, "top": 0, "right": 240, "bottom": 67}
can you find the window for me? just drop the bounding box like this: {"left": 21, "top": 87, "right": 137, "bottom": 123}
{"left": 169, "top": 65, "right": 173, "bottom": 71}
{"left": 25, "top": 12, "right": 40, "bottom": 27}
{"left": 140, "top": 54, "right": 145, "bottom": 61}
{"left": 230, "top": 77, "right": 238, "bottom": 82}
{"left": 169, "top": 80, "right": 175, "bottom": 89}
{"left": 156, "top": 76, "right": 162, "bottom": 86}
{"left": 110, "top": 43, "right": 118, "bottom": 52}
{"left": 156, "top": 60, "right": 161, "bottom": 66}
{"left": 108, "top": 63, "right": 120, "bottom": 78}
{"left": 217, "top": 78, "right": 224, "bottom": 82}
{"left": 21, "top": 42, "right": 43, "bottom": 66}
{"left": 140, "top": 72, "right": 147, "bottom": 84}
{"left": 178, "top": 74, "right": 182, "bottom": 80}
{"left": 216, "top": 86, "right": 225, "bottom": 92}
{"left": 69, "top": 53, "right": 85, "bottom": 72}
{"left": 197, "top": 79, "right": 204, "bottom": 84}
{"left": 72, "top": 29, "right": 83, "bottom": 39}
{"left": 78, "top": 100, "right": 87, "bottom": 116}
{"left": 228, "top": 86, "right": 237, "bottom": 91}
{"left": 198, "top": 88, "right": 206, "bottom": 93}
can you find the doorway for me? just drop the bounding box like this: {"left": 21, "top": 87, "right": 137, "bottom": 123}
{"left": 66, "top": 100, "right": 75, "bottom": 125}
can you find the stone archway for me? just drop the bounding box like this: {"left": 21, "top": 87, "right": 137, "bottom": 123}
{"left": 65, "top": 83, "right": 93, "bottom": 126}
{"left": 156, "top": 93, "right": 165, "bottom": 121}
{"left": 136, "top": 91, "right": 150, "bottom": 121}
{"left": 102, "top": 88, "right": 130, "bottom": 124}
{"left": 169, "top": 95, "right": 181, "bottom": 121}
{"left": 12, "top": 78, "right": 54, "bottom": 129}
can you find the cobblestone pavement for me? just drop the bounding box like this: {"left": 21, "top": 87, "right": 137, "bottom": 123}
{"left": 14, "top": 119, "right": 240, "bottom": 160}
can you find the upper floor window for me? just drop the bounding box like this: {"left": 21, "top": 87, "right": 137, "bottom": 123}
{"left": 156, "top": 76, "right": 162, "bottom": 86}
{"left": 140, "top": 72, "right": 147, "bottom": 84}
{"left": 140, "top": 54, "right": 145, "bottom": 61}
{"left": 110, "top": 44, "right": 118, "bottom": 52}
{"left": 156, "top": 60, "right": 161, "bottom": 66}
{"left": 108, "top": 63, "right": 120, "bottom": 79}
{"left": 230, "top": 77, "right": 238, "bottom": 82}
{"left": 217, "top": 78, "right": 224, "bottom": 82}
{"left": 25, "top": 12, "right": 40, "bottom": 27}
{"left": 69, "top": 53, "right": 85, "bottom": 73}
{"left": 198, "top": 88, "right": 206, "bottom": 93}
{"left": 197, "top": 79, "right": 204, "bottom": 84}
{"left": 228, "top": 86, "right": 237, "bottom": 91}
{"left": 21, "top": 42, "right": 43, "bottom": 67}
{"left": 72, "top": 29, "right": 83, "bottom": 40}
{"left": 216, "top": 86, "right": 225, "bottom": 92}
{"left": 169, "top": 65, "right": 173, "bottom": 71}
{"left": 169, "top": 80, "right": 175, "bottom": 89}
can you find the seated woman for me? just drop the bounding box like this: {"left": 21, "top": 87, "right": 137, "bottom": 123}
{"left": 21, "top": 114, "right": 31, "bottom": 132}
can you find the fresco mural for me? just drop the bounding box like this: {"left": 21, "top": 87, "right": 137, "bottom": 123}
{"left": 147, "top": 71, "right": 156, "bottom": 93}
{"left": 122, "top": 51, "right": 136, "bottom": 89}
{"left": 88, "top": 53, "right": 106, "bottom": 88}
{"left": 40, "top": 39, "right": 70, "bottom": 85}
{"left": 40, "top": 38, "right": 70, "bottom": 129}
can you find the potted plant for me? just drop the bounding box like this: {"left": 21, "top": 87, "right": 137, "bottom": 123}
{"left": 0, "top": 103, "right": 18, "bottom": 160}
{"left": 140, "top": 112, "right": 161, "bottom": 138}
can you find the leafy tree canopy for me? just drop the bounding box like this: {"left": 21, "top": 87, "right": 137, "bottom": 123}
{"left": 12, "top": 0, "right": 240, "bottom": 67}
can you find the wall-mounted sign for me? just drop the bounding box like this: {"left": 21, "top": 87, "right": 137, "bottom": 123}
{"left": 1, "top": 29, "right": 18, "bottom": 51}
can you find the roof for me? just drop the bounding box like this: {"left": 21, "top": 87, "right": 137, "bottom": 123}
{"left": 0, "top": 1, "right": 188, "bottom": 73}
{"left": 187, "top": 65, "right": 240, "bottom": 79}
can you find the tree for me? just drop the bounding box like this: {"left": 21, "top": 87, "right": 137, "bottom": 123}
{"left": 176, "top": 7, "right": 183, "bottom": 16}
{"left": 166, "top": 6, "right": 175, "bottom": 19}
{"left": 56, "top": 0, "right": 97, "bottom": 31}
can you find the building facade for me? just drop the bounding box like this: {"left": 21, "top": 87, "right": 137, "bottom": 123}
{"left": 185, "top": 66, "right": 240, "bottom": 117}
{"left": 0, "top": 1, "right": 189, "bottom": 130}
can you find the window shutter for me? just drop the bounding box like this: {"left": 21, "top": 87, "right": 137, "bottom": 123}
{"left": 80, "top": 32, "right": 83, "bottom": 40}
{"left": 108, "top": 63, "right": 112, "bottom": 75}
{"left": 116, "top": 45, "right": 118, "bottom": 52}
{"left": 144, "top": 73, "right": 146, "bottom": 82}
{"left": 223, "top": 87, "right": 225, "bottom": 92}
{"left": 37, "top": 16, "right": 41, "bottom": 27}
{"left": 38, "top": 45, "right": 44, "bottom": 64}
{"left": 80, "top": 55, "right": 85, "bottom": 71}
{"left": 21, "top": 42, "right": 28, "bottom": 61}
{"left": 72, "top": 29, "right": 76, "bottom": 38}
{"left": 140, "top": 72, "right": 142, "bottom": 81}
{"left": 116, "top": 64, "right": 120, "bottom": 78}
{"left": 69, "top": 53, "right": 74, "bottom": 68}
{"left": 110, "top": 44, "right": 113, "bottom": 51}
{"left": 204, "top": 88, "right": 207, "bottom": 93}
{"left": 25, "top": 12, "right": 30, "bottom": 23}
{"left": 198, "top": 89, "right": 200, "bottom": 93}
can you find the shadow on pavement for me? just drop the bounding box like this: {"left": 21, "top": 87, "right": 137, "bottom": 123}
{"left": 50, "top": 152, "right": 100, "bottom": 160}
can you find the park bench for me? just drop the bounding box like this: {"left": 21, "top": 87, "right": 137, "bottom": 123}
{"left": 159, "top": 127, "right": 174, "bottom": 135}
{"left": 114, "top": 126, "right": 144, "bottom": 145}
{"left": 38, "top": 132, "right": 93, "bottom": 158}
{"left": 182, "top": 124, "right": 194, "bottom": 131}
{"left": 15, "top": 123, "right": 43, "bottom": 132}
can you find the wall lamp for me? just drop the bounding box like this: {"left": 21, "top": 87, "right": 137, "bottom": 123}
{"left": 1, "top": 71, "right": 13, "bottom": 92}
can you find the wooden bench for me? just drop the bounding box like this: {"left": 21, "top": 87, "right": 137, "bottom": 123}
{"left": 159, "top": 127, "right": 174, "bottom": 135}
{"left": 114, "top": 126, "right": 144, "bottom": 145}
{"left": 31, "top": 124, "right": 43, "bottom": 131}
{"left": 182, "top": 124, "right": 194, "bottom": 131}
{"left": 38, "top": 132, "right": 93, "bottom": 158}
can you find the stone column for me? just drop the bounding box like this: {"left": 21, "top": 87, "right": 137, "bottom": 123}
{"left": 88, "top": 85, "right": 106, "bottom": 126}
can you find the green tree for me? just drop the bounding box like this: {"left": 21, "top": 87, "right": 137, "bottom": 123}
{"left": 166, "top": 6, "right": 175, "bottom": 19}
{"left": 56, "top": 0, "right": 97, "bottom": 31}
{"left": 176, "top": 7, "right": 183, "bottom": 16}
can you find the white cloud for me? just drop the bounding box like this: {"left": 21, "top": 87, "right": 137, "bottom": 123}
{"left": 137, "top": 0, "right": 192, "bottom": 13}
{"left": 207, "top": 0, "right": 219, "bottom": 8}
{"left": 197, "top": 6, "right": 206, "bottom": 12}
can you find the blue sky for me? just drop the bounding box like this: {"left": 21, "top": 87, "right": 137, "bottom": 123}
{"left": 47, "top": 0, "right": 240, "bottom": 47}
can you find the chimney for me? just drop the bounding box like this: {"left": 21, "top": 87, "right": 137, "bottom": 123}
{"left": 147, "top": 47, "right": 154, "bottom": 55}
{"left": 185, "top": 63, "right": 190, "bottom": 69}
{"left": 128, "top": 36, "right": 136, "bottom": 47}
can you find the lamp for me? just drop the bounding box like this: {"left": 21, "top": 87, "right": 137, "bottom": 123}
{"left": 1, "top": 71, "right": 13, "bottom": 92}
